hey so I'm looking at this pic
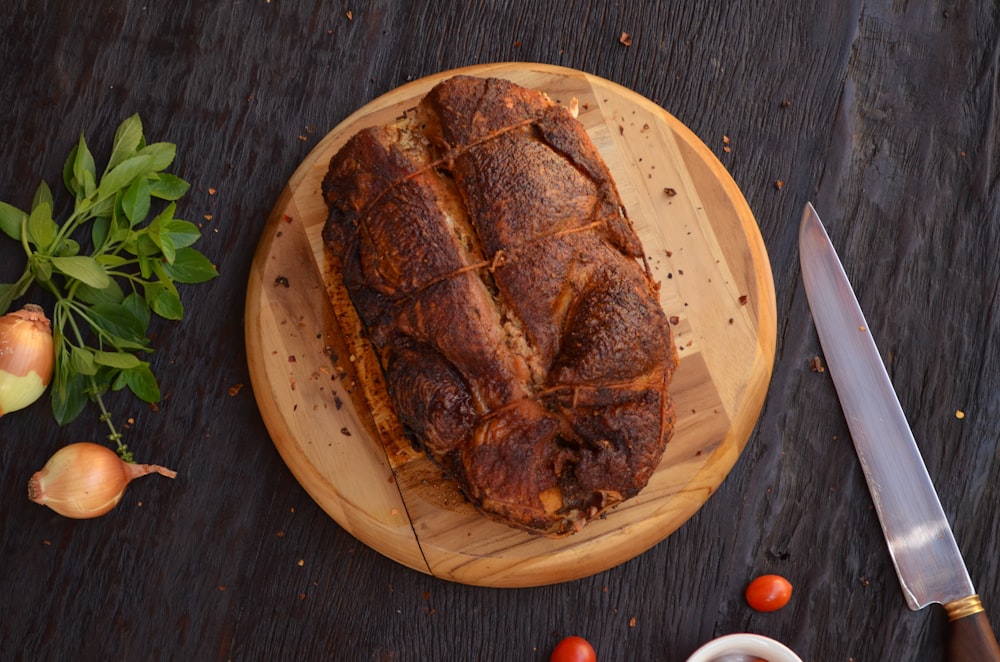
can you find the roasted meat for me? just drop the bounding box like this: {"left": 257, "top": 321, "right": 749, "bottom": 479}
{"left": 322, "top": 75, "right": 677, "bottom": 536}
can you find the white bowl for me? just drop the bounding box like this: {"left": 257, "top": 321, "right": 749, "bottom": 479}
{"left": 685, "top": 633, "right": 803, "bottom": 662}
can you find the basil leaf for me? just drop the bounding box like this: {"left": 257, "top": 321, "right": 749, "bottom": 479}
{"left": 89, "top": 217, "right": 110, "bottom": 252}
{"left": 0, "top": 284, "right": 17, "bottom": 314}
{"left": 144, "top": 280, "right": 183, "bottom": 320}
{"left": 50, "top": 255, "right": 112, "bottom": 289}
{"left": 52, "top": 355, "right": 89, "bottom": 425}
{"left": 163, "top": 218, "right": 201, "bottom": 248}
{"left": 122, "top": 292, "right": 150, "bottom": 332}
{"left": 93, "top": 350, "right": 141, "bottom": 369}
{"left": 72, "top": 136, "right": 97, "bottom": 198}
{"left": 0, "top": 201, "right": 26, "bottom": 240}
{"left": 121, "top": 176, "right": 151, "bottom": 225}
{"left": 29, "top": 256, "right": 52, "bottom": 282}
{"left": 88, "top": 302, "right": 148, "bottom": 345}
{"left": 31, "top": 180, "right": 54, "bottom": 212}
{"left": 162, "top": 247, "right": 218, "bottom": 283}
{"left": 148, "top": 172, "right": 190, "bottom": 200}
{"left": 115, "top": 362, "right": 160, "bottom": 403}
{"left": 56, "top": 238, "right": 80, "bottom": 257}
{"left": 107, "top": 114, "right": 143, "bottom": 171}
{"left": 74, "top": 278, "right": 125, "bottom": 306}
{"left": 27, "top": 201, "right": 57, "bottom": 251}
{"left": 69, "top": 346, "right": 98, "bottom": 376}
{"left": 137, "top": 142, "right": 176, "bottom": 172}
{"left": 97, "top": 154, "right": 153, "bottom": 199}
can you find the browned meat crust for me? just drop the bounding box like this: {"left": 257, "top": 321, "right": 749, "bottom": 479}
{"left": 322, "top": 75, "right": 677, "bottom": 536}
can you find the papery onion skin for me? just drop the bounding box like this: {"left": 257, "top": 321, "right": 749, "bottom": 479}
{"left": 28, "top": 442, "right": 177, "bottom": 519}
{"left": 0, "top": 303, "right": 55, "bottom": 417}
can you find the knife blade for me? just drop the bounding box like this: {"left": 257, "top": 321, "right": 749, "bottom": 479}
{"left": 798, "top": 202, "right": 1000, "bottom": 661}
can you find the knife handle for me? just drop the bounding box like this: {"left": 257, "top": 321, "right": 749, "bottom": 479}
{"left": 945, "top": 595, "right": 1000, "bottom": 661}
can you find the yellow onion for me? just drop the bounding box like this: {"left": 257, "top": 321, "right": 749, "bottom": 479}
{"left": 28, "top": 442, "right": 177, "bottom": 519}
{"left": 0, "top": 303, "right": 54, "bottom": 417}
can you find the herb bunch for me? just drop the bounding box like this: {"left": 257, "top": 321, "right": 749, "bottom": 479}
{"left": 0, "top": 114, "right": 217, "bottom": 460}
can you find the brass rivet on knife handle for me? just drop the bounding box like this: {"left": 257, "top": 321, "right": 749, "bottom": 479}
{"left": 946, "top": 595, "right": 985, "bottom": 621}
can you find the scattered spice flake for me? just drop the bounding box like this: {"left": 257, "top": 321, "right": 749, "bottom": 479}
{"left": 738, "top": 294, "right": 749, "bottom": 305}
{"left": 629, "top": 616, "right": 637, "bottom": 627}
{"left": 218, "top": 585, "right": 227, "bottom": 591}
{"left": 274, "top": 275, "right": 290, "bottom": 288}
{"left": 956, "top": 409, "right": 966, "bottom": 419}
{"left": 345, "top": 9, "right": 353, "bottom": 20}
{"left": 809, "top": 356, "right": 825, "bottom": 373}
{"left": 780, "top": 99, "right": 792, "bottom": 109}
{"left": 664, "top": 187, "right": 677, "bottom": 197}
{"left": 340, "top": 427, "right": 352, "bottom": 436}
{"left": 513, "top": 40, "right": 522, "bottom": 48}
{"left": 204, "top": 214, "right": 213, "bottom": 221}
{"left": 299, "top": 593, "right": 307, "bottom": 600}
{"left": 619, "top": 31, "right": 633, "bottom": 46}
{"left": 723, "top": 135, "right": 731, "bottom": 145}
{"left": 276, "top": 530, "right": 286, "bottom": 537}
{"left": 297, "top": 559, "right": 305, "bottom": 567}
{"left": 775, "top": 180, "right": 785, "bottom": 190}
{"left": 669, "top": 315, "right": 680, "bottom": 325}
{"left": 228, "top": 383, "right": 245, "bottom": 396}
{"left": 283, "top": 214, "right": 294, "bottom": 223}
{"left": 288, "top": 355, "right": 297, "bottom": 363}
{"left": 208, "top": 187, "right": 217, "bottom": 195}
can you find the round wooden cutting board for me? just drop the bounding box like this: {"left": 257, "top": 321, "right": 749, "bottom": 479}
{"left": 245, "top": 63, "right": 776, "bottom": 588}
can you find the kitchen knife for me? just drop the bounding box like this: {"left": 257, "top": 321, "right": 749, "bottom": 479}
{"left": 798, "top": 202, "right": 1000, "bottom": 661}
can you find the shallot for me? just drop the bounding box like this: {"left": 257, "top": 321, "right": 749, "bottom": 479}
{"left": 0, "top": 303, "right": 54, "bottom": 416}
{"left": 28, "top": 442, "right": 176, "bottom": 519}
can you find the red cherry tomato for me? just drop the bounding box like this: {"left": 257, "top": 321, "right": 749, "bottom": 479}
{"left": 550, "top": 635, "right": 597, "bottom": 662}
{"left": 745, "top": 574, "right": 793, "bottom": 612}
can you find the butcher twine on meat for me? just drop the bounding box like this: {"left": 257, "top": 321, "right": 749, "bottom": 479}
{"left": 322, "top": 75, "right": 677, "bottom": 537}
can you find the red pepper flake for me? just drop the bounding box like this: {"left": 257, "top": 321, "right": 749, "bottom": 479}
{"left": 739, "top": 294, "right": 749, "bottom": 305}
{"left": 204, "top": 214, "right": 213, "bottom": 221}
{"left": 218, "top": 585, "right": 227, "bottom": 592}
{"left": 629, "top": 616, "right": 637, "bottom": 627}
{"left": 276, "top": 530, "right": 286, "bottom": 538}
{"left": 208, "top": 187, "right": 217, "bottom": 195}
{"left": 513, "top": 40, "right": 522, "bottom": 48}
{"left": 283, "top": 214, "right": 294, "bottom": 223}
{"left": 299, "top": 593, "right": 307, "bottom": 600}
{"left": 775, "top": 180, "right": 785, "bottom": 190}
{"left": 780, "top": 99, "right": 792, "bottom": 109}
{"left": 288, "top": 355, "right": 297, "bottom": 363}
{"left": 228, "top": 383, "right": 245, "bottom": 396}
{"left": 809, "top": 356, "right": 826, "bottom": 373}
{"left": 345, "top": 10, "right": 353, "bottom": 20}
{"left": 663, "top": 187, "right": 677, "bottom": 197}
{"left": 619, "top": 31, "right": 633, "bottom": 46}
{"left": 340, "top": 427, "right": 352, "bottom": 436}
{"left": 669, "top": 315, "right": 680, "bottom": 325}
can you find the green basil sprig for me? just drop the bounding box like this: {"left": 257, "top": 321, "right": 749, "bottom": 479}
{"left": 0, "top": 114, "right": 217, "bottom": 460}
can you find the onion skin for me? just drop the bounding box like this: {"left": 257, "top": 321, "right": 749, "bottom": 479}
{"left": 0, "top": 303, "right": 54, "bottom": 417}
{"left": 28, "top": 442, "right": 177, "bottom": 519}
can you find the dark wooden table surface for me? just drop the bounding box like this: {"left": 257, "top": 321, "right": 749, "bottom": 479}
{"left": 3, "top": 1, "right": 999, "bottom": 660}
